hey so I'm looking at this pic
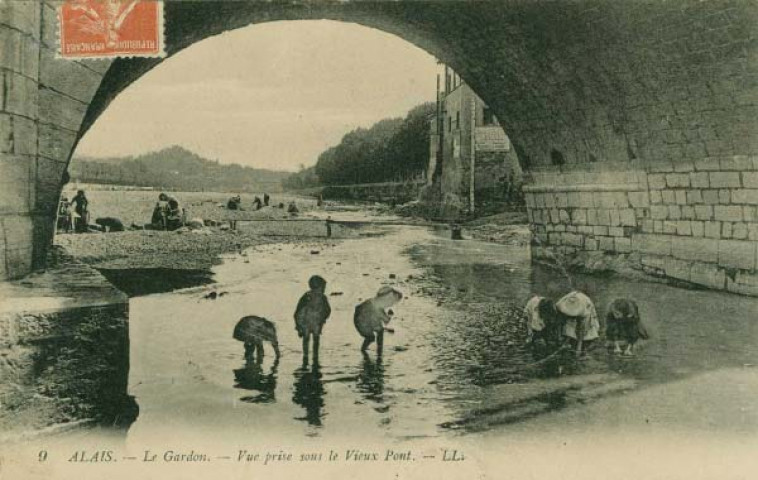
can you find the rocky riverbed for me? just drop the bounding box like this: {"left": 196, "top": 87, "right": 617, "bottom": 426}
{"left": 54, "top": 228, "right": 328, "bottom": 271}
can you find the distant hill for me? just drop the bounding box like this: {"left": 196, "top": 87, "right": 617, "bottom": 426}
{"left": 70, "top": 146, "right": 290, "bottom": 193}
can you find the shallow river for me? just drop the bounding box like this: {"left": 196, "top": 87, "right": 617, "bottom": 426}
{"left": 8, "top": 221, "right": 758, "bottom": 480}
{"left": 114, "top": 223, "right": 758, "bottom": 445}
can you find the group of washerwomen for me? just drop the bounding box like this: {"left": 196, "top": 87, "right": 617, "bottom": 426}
{"left": 227, "top": 193, "right": 270, "bottom": 211}
{"left": 58, "top": 189, "right": 126, "bottom": 233}
{"left": 525, "top": 290, "right": 650, "bottom": 357}
{"left": 59, "top": 190, "right": 178, "bottom": 234}
{"left": 58, "top": 190, "right": 89, "bottom": 233}
{"left": 227, "top": 193, "right": 301, "bottom": 214}
{"left": 233, "top": 275, "right": 402, "bottom": 365}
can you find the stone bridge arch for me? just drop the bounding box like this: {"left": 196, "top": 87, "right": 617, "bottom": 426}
{"left": 2, "top": 0, "right": 758, "bottom": 295}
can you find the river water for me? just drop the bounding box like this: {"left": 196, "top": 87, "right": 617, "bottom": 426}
{"left": 113, "top": 222, "right": 758, "bottom": 445}
{"left": 7, "top": 220, "right": 758, "bottom": 479}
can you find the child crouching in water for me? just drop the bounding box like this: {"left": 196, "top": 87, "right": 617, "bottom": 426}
{"left": 523, "top": 294, "right": 563, "bottom": 352}
{"left": 354, "top": 286, "right": 403, "bottom": 356}
{"left": 294, "top": 275, "right": 331, "bottom": 365}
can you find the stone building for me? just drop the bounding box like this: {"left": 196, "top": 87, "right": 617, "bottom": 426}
{"left": 428, "top": 65, "right": 522, "bottom": 216}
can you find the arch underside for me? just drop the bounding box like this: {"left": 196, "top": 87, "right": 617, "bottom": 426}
{"left": 1, "top": 0, "right": 756, "bottom": 294}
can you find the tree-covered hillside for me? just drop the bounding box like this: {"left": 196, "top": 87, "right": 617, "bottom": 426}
{"left": 70, "top": 146, "right": 290, "bottom": 192}
{"left": 283, "top": 102, "right": 435, "bottom": 189}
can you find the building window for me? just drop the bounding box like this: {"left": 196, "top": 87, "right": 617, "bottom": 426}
{"left": 448, "top": 116, "right": 452, "bottom": 132}
{"left": 483, "top": 107, "right": 495, "bottom": 126}
{"left": 455, "top": 111, "right": 460, "bottom": 130}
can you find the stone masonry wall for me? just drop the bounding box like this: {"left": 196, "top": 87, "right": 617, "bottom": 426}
{"left": 0, "top": 247, "right": 134, "bottom": 436}
{"left": 525, "top": 155, "right": 758, "bottom": 296}
{"left": 0, "top": 1, "right": 111, "bottom": 280}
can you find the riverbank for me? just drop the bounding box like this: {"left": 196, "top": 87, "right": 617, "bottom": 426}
{"left": 54, "top": 228, "right": 329, "bottom": 271}
{"left": 60, "top": 189, "right": 315, "bottom": 228}
{"left": 53, "top": 188, "right": 353, "bottom": 272}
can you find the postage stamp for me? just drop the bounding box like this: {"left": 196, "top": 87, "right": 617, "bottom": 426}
{"left": 59, "top": 0, "right": 165, "bottom": 59}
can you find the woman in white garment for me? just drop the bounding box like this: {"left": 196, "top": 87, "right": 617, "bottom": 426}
{"left": 555, "top": 290, "right": 600, "bottom": 357}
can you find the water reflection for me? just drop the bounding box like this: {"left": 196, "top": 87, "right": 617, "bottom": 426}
{"left": 233, "top": 357, "right": 279, "bottom": 404}
{"left": 292, "top": 364, "right": 326, "bottom": 427}
{"left": 356, "top": 351, "right": 385, "bottom": 402}
{"left": 98, "top": 268, "right": 214, "bottom": 297}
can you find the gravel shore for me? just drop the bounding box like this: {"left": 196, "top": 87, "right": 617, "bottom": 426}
{"left": 55, "top": 226, "right": 334, "bottom": 270}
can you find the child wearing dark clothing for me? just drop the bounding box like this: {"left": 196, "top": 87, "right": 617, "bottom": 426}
{"left": 605, "top": 298, "right": 650, "bottom": 356}
{"left": 294, "top": 275, "right": 332, "bottom": 365}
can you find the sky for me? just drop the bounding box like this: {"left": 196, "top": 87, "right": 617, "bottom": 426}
{"left": 75, "top": 20, "right": 441, "bottom": 172}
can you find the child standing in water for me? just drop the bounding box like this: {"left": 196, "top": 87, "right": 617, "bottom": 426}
{"left": 294, "top": 275, "right": 331, "bottom": 365}
{"left": 354, "top": 286, "right": 403, "bottom": 356}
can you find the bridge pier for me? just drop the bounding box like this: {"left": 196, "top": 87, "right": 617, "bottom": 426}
{"left": 1, "top": 1, "right": 113, "bottom": 280}
{"left": 525, "top": 156, "right": 758, "bottom": 295}
{"left": 0, "top": 247, "right": 135, "bottom": 438}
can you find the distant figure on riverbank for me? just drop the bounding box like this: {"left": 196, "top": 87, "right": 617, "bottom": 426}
{"left": 294, "top": 275, "right": 331, "bottom": 366}
{"left": 606, "top": 298, "right": 649, "bottom": 356}
{"left": 151, "top": 194, "right": 169, "bottom": 227}
{"left": 71, "top": 190, "right": 89, "bottom": 233}
{"left": 253, "top": 196, "right": 263, "bottom": 210}
{"left": 95, "top": 217, "right": 125, "bottom": 232}
{"left": 57, "top": 196, "right": 72, "bottom": 233}
{"left": 555, "top": 290, "right": 600, "bottom": 357}
{"left": 524, "top": 294, "right": 562, "bottom": 351}
{"left": 227, "top": 195, "right": 242, "bottom": 210}
{"left": 354, "top": 287, "right": 403, "bottom": 356}
{"left": 150, "top": 193, "right": 183, "bottom": 230}
{"left": 165, "top": 193, "right": 183, "bottom": 230}
{"left": 233, "top": 316, "right": 281, "bottom": 363}
{"left": 263, "top": 193, "right": 270, "bottom": 207}
{"left": 316, "top": 194, "right": 323, "bottom": 208}
{"left": 287, "top": 201, "right": 299, "bottom": 215}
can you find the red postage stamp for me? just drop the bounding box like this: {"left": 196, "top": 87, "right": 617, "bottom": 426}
{"left": 59, "top": 0, "right": 165, "bottom": 59}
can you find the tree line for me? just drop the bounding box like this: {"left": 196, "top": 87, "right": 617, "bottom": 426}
{"left": 70, "top": 145, "right": 289, "bottom": 192}
{"left": 283, "top": 102, "right": 435, "bottom": 190}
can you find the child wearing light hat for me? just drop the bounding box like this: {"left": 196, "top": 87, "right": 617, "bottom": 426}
{"left": 555, "top": 290, "right": 600, "bottom": 356}
{"left": 353, "top": 286, "right": 403, "bottom": 356}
